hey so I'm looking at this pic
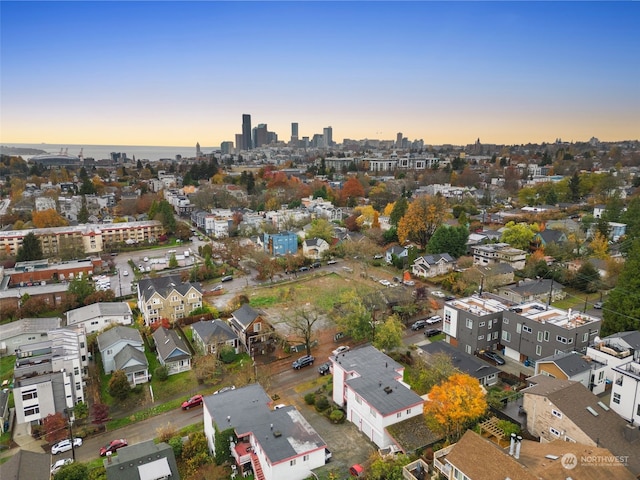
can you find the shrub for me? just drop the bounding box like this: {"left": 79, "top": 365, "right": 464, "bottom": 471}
{"left": 169, "top": 435, "right": 183, "bottom": 458}
{"left": 315, "top": 396, "right": 330, "bottom": 412}
{"left": 156, "top": 423, "right": 178, "bottom": 443}
{"left": 329, "top": 409, "right": 345, "bottom": 424}
{"left": 154, "top": 365, "right": 169, "bottom": 381}
{"left": 219, "top": 345, "right": 237, "bottom": 364}
{"left": 304, "top": 393, "right": 316, "bottom": 405}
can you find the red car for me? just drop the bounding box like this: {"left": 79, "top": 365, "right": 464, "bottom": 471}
{"left": 99, "top": 439, "right": 128, "bottom": 456}
{"left": 181, "top": 394, "right": 203, "bottom": 410}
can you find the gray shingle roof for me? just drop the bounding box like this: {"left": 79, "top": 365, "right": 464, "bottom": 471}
{"left": 114, "top": 344, "right": 148, "bottom": 373}
{"left": 152, "top": 327, "right": 190, "bottom": 362}
{"left": 104, "top": 440, "right": 179, "bottom": 480}
{"left": 419, "top": 342, "right": 500, "bottom": 381}
{"left": 537, "top": 351, "right": 604, "bottom": 377}
{"left": 334, "top": 346, "right": 423, "bottom": 416}
{"left": 231, "top": 304, "right": 261, "bottom": 329}
{"left": 191, "top": 319, "right": 236, "bottom": 344}
{"left": 204, "top": 384, "right": 326, "bottom": 465}
{"left": 0, "top": 447, "right": 51, "bottom": 479}
{"left": 0, "top": 317, "right": 61, "bottom": 339}
{"left": 138, "top": 275, "right": 202, "bottom": 302}
{"left": 97, "top": 326, "right": 143, "bottom": 353}
{"left": 66, "top": 302, "right": 131, "bottom": 325}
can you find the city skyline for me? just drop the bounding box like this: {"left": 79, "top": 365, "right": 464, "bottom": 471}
{"left": 1, "top": 1, "right": 639, "bottom": 147}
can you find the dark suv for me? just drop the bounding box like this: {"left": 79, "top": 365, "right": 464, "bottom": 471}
{"left": 292, "top": 355, "right": 315, "bottom": 369}
{"left": 481, "top": 351, "right": 506, "bottom": 365}
{"left": 411, "top": 319, "right": 428, "bottom": 331}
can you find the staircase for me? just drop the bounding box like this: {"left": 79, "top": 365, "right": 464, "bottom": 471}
{"left": 250, "top": 452, "right": 265, "bottom": 480}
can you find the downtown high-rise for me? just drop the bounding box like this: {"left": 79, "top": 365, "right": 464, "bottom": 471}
{"left": 242, "top": 114, "right": 252, "bottom": 150}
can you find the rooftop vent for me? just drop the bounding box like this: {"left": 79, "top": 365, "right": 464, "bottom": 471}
{"left": 383, "top": 386, "right": 393, "bottom": 394}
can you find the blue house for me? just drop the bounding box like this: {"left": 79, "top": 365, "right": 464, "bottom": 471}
{"left": 263, "top": 231, "right": 298, "bottom": 255}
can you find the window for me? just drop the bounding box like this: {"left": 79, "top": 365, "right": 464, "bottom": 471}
{"left": 565, "top": 435, "right": 576, "bottom": 443}
{"left": 550, "top": 427, "right": 561, "bottom": 437}
{"left": 502, "top": 331, "right": 511, "bottom": 342}
{"left": 397, "top": 412, "right": 402, "bottom": 418}
{"left": 493, "top": 331, "right": 499, "bottom": 340}
{"left": 479, "top": 321, "right": 485, "bottom": 327}
{"left": 568, "top": 337, "right": 573, "bottom": 344}
{"left": 613, "top": 393, "right": 621, "bottom": 404}
{"left": 537, "top": 331, "right": 543, "bottom": 342}
{"left": 466, "top": 318, "right": 473, "bottom": 329}
{"left": 556, "top": 335, "right": 568, "bottom": 344}
{"left": 583, "top": 332, "right": 589, "bottom": 342}
{"left": 637, "top": 404, "right": 640, "bottom": 417}
{"left": 503, "top": 318, "right": 509, "bottom": 325}
{"left": 370, "top": 407, "right": 377, "bottom": 418}
{"left": 253, "top": 323, "right": 261, "bottom": 333}
{"left": 523, "top": 325, "right": 532, "bottom": 333}
{"left": 91, "top": 320, "right": 99, "bottom": 325}
{"left": 406, "top": 408, "right": 412, "bottom": 414}
{"left": 544, "top": 331, "right": 550, "bottom": 342}
{"left": 22, "top": 389, "right": 37, "bottom": 401}
{"left": 290, "top": 459, "right": 296, "bottom": 466}
{"left": 598, "top": 371, "right": 604, "bottom": 382}
{"left": 536, "top": 345, "right": 542, "bottom": 356}
{"left": 516, "top": 323, "right": 521, "bottom": 334}
{"left": 465, "top": 345, "right": 472, "bottom": 354}
{"left": 552, "top": 409, "right": 563, "bottom": 419}
{"left": 24, "top": 406, "right": 40, "bottom": 416}
{"left": 303, "top": 455, "right": 309, "bottom": 462}
{"left": 355, "top": 395, "right": 362, "bottom": 405}
{"left": 478, "top": 335, "right": 484, "bottom": 340}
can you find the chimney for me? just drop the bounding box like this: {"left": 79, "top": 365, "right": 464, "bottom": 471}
{"left": 509, "top": 433, "right": 516, "bottom": 456}
{"left": 514, "top": 436, "right": 522, "bottom": 459}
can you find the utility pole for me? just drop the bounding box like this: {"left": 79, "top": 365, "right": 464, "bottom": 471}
{"left": 65, "top": 408, "right": 76, "bottom": 461}
{"left": 547, "top": 276, "right": 554, "bottom": 308}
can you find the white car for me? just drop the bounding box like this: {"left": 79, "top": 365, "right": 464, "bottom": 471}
{"left": 143, "top": 257, "right": 149, "bottom": 262}
{"left": 379, "top": 279, "right": 392, "bottom": 287}
{"left": 431, "top": 290, "right": 446, "bottom": 298}
{"left": 426, "top": 315, "right": 442, "bottom": 325}
{"left": 51, "top": 458, "right": 74, "bottom": 474}
{"left": 274, "top": 404, "right": 287, "bottom": 410}
{"left": 332, "top": 345, "right": 350, "bottom": 356}
{"left": 51, "top": 437, "right": 83, "bottom": 455}
{"left": 122, "top": 270, "right": 129, "bottom": 276}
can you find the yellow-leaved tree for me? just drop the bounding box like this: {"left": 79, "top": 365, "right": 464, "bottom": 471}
{"left": 397, "top": 195, "right": 449, "bottom": 248}
{"left": 589, "top": 230, "right": 609, "bottom": 259}
{"left": 424, "top": 373, "right": 487, "bottom": 442}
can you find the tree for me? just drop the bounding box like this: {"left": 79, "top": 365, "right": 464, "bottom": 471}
{"left": 572, "top": 261, "right": 601, "bottom": 293}
{"left": 372, "top": 314, "right": 404, "bottom": 352}
{"left": 340, "top": 177, "right": 365, "bottom": 204}
{"left": 108, "top": 370, "right": 130, "bottom": 400}
{"left": 169, "top": 253, "right": 179, "bottom": 268}
{"left": 568, "top": 171, "right": 581, "bottom": 202}
{"left": 500, "top": 221, "right": 539, "bottom": 250}
{"left": 424, "top": 373, "right": 487, "bottom": 441}
{"left": 32, "top": 208, "right": 69, "bottom": 228}
{"left": 367, "top": 454, "right": 411, "bottom": 480}
{"left": 427, "top": 225, "right": 469, "bottom": 258}
{"left": 307, "top": 218, "right": 334, "bottom": 244}
{"left": 389, "top": 197, "right": 408, "bottom": 227}
{"left": 84, "top": 289, "right": 115, "bottom": 305}
{"left": 67, "top": 275, "right": 96, "bottom": 305}
{"left": 407, "top": 352, "right": 456, "bottom": 394}
{"left": 77, "top": 196, "right": 89, "bottom": 224}
{"left": 44, "top": 412, "right": 68, "bottom": 444}
{"left": 397, "top": 195, "right": 450, "bottom": 249}
{"left": 16, "top": 231, "right": 43, "bottom": 261}
{"left": 53, "top": 463, "right": 88, "bottom": 480}
{"left": 193, "top": 355, "right": 221, "bottom": 385}
{"left": 589, "top": 231, "right": 609, "bottom": 259}
{"left": 334, "top": 290, "right": 374, "bottom": 342}
{"left": 282, "top": 307, "right": 322, "bottom": 356}
{"left": 601, "top": 239, "right": 640, "bottom": 335}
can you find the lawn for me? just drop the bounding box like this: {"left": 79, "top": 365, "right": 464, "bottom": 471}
{"left": 552, "top": 288, "right": 601, "bottom": 310}
{"left": 0, "top": 355, "right": 15, "bottom": 384}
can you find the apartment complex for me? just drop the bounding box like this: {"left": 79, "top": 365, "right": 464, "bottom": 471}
{"left": 472, "top": 243, "right": 527, "bottom": 270}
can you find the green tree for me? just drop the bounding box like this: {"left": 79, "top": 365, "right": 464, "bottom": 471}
{"left": 334, "top": 290, "right": 374, "bottom": 341}
{"left": 16, "top": 231, "right": 43, "bottom": 261}
{"left": 427, "top": 225, "right": 469, "bottom": 258}
{"left": 307, "top": 218, "right": 334, "bottom": 244}
{"left": 389, "top": 196, "right": 408, "bottom": 226}
{"left": 108, "top": 370, "right": 130, "bottom": 400}
{"left": 67, "top": 275, "right": 96, "bottom": 305}
{"left": 572, "top": 261, "right": 601, "bottom": 293}
{"left": 169, "top": 253, "right": 179, "bottom": 268}
{"left": 367, "top": 454, "right": 411, "bottom": 480}
{"left": 601, "top": 239, "right": 640, "bottom": 335}
{"left": 77, "top": 196, "right": 89, "bottom": 224}
{"left": 53, "top": 463, "right": 88, "bottom": 480}
{"left": 372, "top": 314, "right": 404, "bottom": 352}
{"left": 500, "top": 221, "right": 539, "bottom": 250}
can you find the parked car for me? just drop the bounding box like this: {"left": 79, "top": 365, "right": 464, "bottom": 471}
{"left": 292, "top": 355, "right": 315, "bottom": 369}
{"left": 311, "top": 262, "right": 321, "bottom": 268}
{"left": 318, "top": 361, "right": 332, "bottom": 376}
{"left": 298, "top": 266, "right": 310, "bottom": 272}
{"left": 593, "top": 301, "right": 603, "bottom": 309}
{"left": 51, "top": 458, "right": 74, "bottom": 474}
{"left": 122, "top": 270, "right": 129, "bottom": 276}
{"left": 99, "top": 439, "right": 128, "bottom": 456}
{"left": 350, "top": 464, "right": 365, "bottom": 477}
{"left": 211, "top": 285, "right": 223, "bottom": 292}
{"left": 332, "top": 345, "right": 350, "bottom": 356}
{"left": 143, "top": 257, "right": 149, "bottom": 262}
{"left": 221, "top": 275, "right": 233, "bottom": 282}
{"left": 426, "top": 315, "right": 442, "bottom": 325}
{"left": 403, "top": 280, "right": 415, "bottom": 286}
{"left": 51, "top": 438, "right": 83, "bottom": 455}
{"left": 181, "top": 394, "right": 203, "bottom": 410}
{"left": 445, "top": 295, "right": 456, "bottom": 301}
{"left": 213, "top": 385, "right": 236, "bottom": 395}
{"left": 379, "top": 279, "right": 392, "bottom": 287}
{"left": 431, "top": 290, "right": 446, "bottom": 298}
{"left": 327, "top": 259, "right": 338, "bottom": 265}
{"left": 424, "top": 328, "right": 441, "bottom": 337}
{"left": 481, "top": 350, "right": 506, "bottom": 365}
{"left": 411, "top": 319, "right": 428, "bottom": 331}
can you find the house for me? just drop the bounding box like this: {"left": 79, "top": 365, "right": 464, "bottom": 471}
{"left": 419, "top": 341, "right": 500, "bottom": 387}
{"left": 301, "top": 237, "right": 330, "bottom": 260}
{"left": 475, "top": 263, "right": 516, "bottom": 290}
{"left": 472, "top": 243, "right": 527, "bottom": 270}
{"left": 497, "top": 278, "right": 565, "bottom": 304}
{"left": 385, "top": 245, "right": 408, "bottom": 265}
{"left": 586, "top": 331, "right": 640, "bottom": 383}
{"left": 532, "top": 229, "right": 568, "bottom": 249}
{"left": 137, "top": 275, "right": 203, "bottom": 325}
{"left": 228, "top": 304, "right": 273, "bottom": 356}
{"left": 610, "top": 356, "right": 640, "bottom": 425}
{"left": 104, "top": 440, "right": 180, "bottom": 480}
{"left": 152, "top": 327, "right": 191, "bottom": 375}
{"left": 534, "top": 351, "right": 607, "bottom": 395}
{"left": 331, "top": 346, "right": 424, "bottom": 449}
{"left": 433, "top": 429, "right": 636, "bottom": 480}
{"left": 522, "top": 378, "right": 640, "bottom": 476}
{"left": 0, "top": 317, "right": 61, "bottom": 354}
{"left": 411, "top": 253, "right": 455, "bottom": 278}
{"left": 0, "top": 450, "right": 52, "bottom": 480}
{"left": 96, "top": 326, "right": 148, "bottom": 385}
{"left": 65, "top": 302, "right": 132, "bottom": 334}
{"left": 262, "top": 231, "right": 298, "bottom": 256}
{"left": 191, "top": 319, "right": 239, "bottom": 355}
{"left": 203, "top": 383, "right": 327, "bottom": 480}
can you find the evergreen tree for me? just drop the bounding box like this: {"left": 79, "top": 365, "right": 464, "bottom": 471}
{"left": 568, "top": 171, "right": 581, "bottom": 202}
{"left": 389, "top": 196, "right": 408, "bottom": 226}
{"left": 77, "top": 196, "right": 89, "bottom": 223}
{"left": 601, "top": 239, "right": 640, "bottom": 335}
{"left": 16, "top": 232, "right": 43, "bottom": 261}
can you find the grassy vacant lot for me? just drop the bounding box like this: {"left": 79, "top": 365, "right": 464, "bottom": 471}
{"left": 0, "top": 355, "right": 14, "bottom": 384}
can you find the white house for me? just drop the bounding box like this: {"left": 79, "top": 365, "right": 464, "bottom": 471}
{"left": 96, "top": 326, "right": 145, "bottom": 375}
{"left": 301, "top": 237, "right": 330, "bottom": 260}
{"left": 610, "top": 357, "right": 640, "bottom": 425}
{"left": 331, "top": 346, "right": 424, "bottom": 449}
{"left": 586, "top": 331, "right": 640, "bottom": 383}
{"left": 152, "top": 327, "right": 191, "bottom": 375}
{"left": 203, "top": 383, "right": 327, "bottom": 480}
{"left": 411, "top": 253, "right": 455, "bottom": 278}
{"left": 65, "top": 302, "right": 132, "bottom": 334}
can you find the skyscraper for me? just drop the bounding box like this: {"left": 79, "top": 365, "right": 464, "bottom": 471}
{"left": 242, "top": 114, "right": 252, "bottom": 150}
{"left": 291, "top": 122, "right": 299, "bottom": 146}
{"left": 253, "top": 124, "right": 268, "bottom": 148}
{"left": 396, "top": 133, "right": 403, "bottom": 148}
{"left": 323, "top": 126, "right": 333, "bottom": 148}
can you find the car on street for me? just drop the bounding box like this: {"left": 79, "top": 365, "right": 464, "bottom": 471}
{"left": 426, "top": 315, "right": 442, "bottom": 325}
{"left": 431, "top": 290, "right": 446, "bottom": 298}
{"left": 213, "top": 385, "right": 236, "bottom": 395}
{"left": 411, "top": 319, "right": 428, "bottom": 331}
{"left": 181, "top": 394, "right": 203, "bottom": 410}
{"left": 480, "top": 350, "right": 506, "bottom": 365}
{"left": 403, "top": 280, "right": 415, "bottom": 286}
{"left": 51, "top": 458, "right": 74, "bottom": 474}
{"left": 318, "top": 361, "right": 332, "bottom": 376}
{"left": 424, "top": 328, "right": 441, "bottom": 337}
{"left": 332, "top": 345, "right": 350, "bottom": 356}
{"left": 99, "top": 439, "right": 128, "bottom": 456}
{"left": 445, "top": 295, "right": 455, "bottom": 301}
{"left": 327, "top": 259, "right": 338, "bottom": 265}
{"left": 51, "top": 438, "right": 83, "bottom": 455}
{"left": 292, "top": 355, "right": 315, "bottom": 370}
{"left": 593, "top": 301, "right": 603, "bottom": 309}
{"left": 298, "top": 266, "right": 310, "bottom": 272}
{"left": 143, "top": 257, "right": 149, "bottom": 262}
{"left": 379, "top": 279, "right": 392, "bottom": 287}
{"left": 311, "top": 262, "right": 321, "bottom": 268}
{"left": 211, "top": 285, "right": 223, "bottom": 292}
{"left": 221, "top": 275, "right": 233, "bottom": 282}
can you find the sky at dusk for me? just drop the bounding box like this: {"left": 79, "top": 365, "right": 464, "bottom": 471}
{"left": 1, "top": 1, "right": 639, "bottom": 148}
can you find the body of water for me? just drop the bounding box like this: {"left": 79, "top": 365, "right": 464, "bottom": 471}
{"left": 1, "top": 142, "right": 220, "bottom": 162}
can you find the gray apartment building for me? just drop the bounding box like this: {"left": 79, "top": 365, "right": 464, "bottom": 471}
{"left": 443, "top": 295, "right": 601, "bottom": 365}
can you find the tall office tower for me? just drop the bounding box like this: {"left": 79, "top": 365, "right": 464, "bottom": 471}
{"left": 291, "top": 122, "right": 299, "bottom": 145}
{"left": 253, "top": 124, "right": 268, "bottom": 148}
{"left": 220, "top": 141, "right": 234, "bottom": 155}
{"left": 235, "top": 134, "right": 243, "bottom": 153}
{"left": 323, "top": 126, "right": 333, "bottom": 148}
{"left": 242, "top": 114, "right": 252, "bottom": 150}
{"left": 396, "top": 133, "right": 403, "bottom": 148}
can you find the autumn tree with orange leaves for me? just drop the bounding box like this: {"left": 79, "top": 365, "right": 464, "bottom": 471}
{"left": 340, "top": 177, "right": 365, "bottom": 206}
{"left": 397, "top": 195, "right": 449, "bottom": 249}
{"left": 32, "top": 208, "right": 69, "bottom": 228}
{"left": 424, "top": 373, "right": 487, "bottom": 442}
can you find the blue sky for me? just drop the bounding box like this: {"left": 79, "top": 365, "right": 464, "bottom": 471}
{"left": 1, "top": 1, "right": 639, "bottom": 147}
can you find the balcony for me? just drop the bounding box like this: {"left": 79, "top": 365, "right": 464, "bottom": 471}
{"left": 433, "top": 444, "right": 455, "bottom": 477}
{"left": 402, "top": 459, "right": 429, "bottom": 480}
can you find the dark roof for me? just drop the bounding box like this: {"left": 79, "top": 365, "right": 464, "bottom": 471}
{"left": 0, "top": 450, "right": 51, "bottom": 480}
{"left": 152, "top": 327, "right": 190, "bottom": 362}
{"left": 419, "top": 342, "right": 500, "bottom": 381}
{"left": 138, "top": 275, "right": 202, "bottom": 302}
{"left": 524, "top": 379, "right": 640, "bottom": 475}
{"left": 231, "top": 304, "right": 261, "bottom": 329}
{"left": 417, "top": 253, "right": 455, "bottom": 265}
{"left": 385, "top": 415, "right": 443, "bottom": 453}
{"left": 204, "top": 384, "right": 326, "bottom": 465}
{"left": 537, "top": 351, "right": 604, "bottom": 377}
{"left": 503, "top": 278, "right": 560, "bottom": 296}
{"left": 536, "top": 229, "right": 566, "bottom": 244}
{"left": 191, "top": 319, "right": 237, "bottom": 344}
{"left": 334, "top": 346, "right": 423, "bottom": 416}
{"left": 478, "top": 262, "right": 515, "bottom": 275}
{"left": 114, "top": 344, "right": 148, "bottom": 373}
{"left": 104, "top": 440, "right": 179, "bottom": 480}
{"left": 97, "top": 326, "right": 143, "bottom": 352}
{"left": 606, "top": 330, "right": 640, "bottom": 350}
